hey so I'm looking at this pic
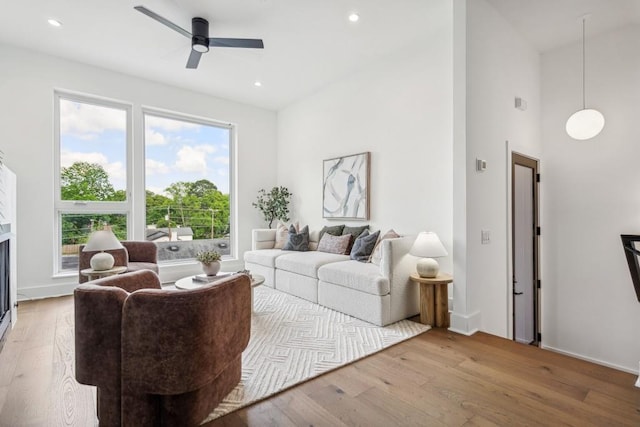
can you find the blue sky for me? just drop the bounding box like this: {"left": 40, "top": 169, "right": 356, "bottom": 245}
{"left": 60, "top": 99, "right": 230, "bottom": 196}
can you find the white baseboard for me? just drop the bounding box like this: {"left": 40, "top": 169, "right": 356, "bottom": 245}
{"left": 18, "top": 282, "right": 76, "bottom": 301}
{"left": 541, "top": 344, "right": 639, "bottom": 376}
{"left": 448, "top": 310, "right": 481, "bottom": 336}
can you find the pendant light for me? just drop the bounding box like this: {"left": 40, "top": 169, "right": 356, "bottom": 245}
{"left": 565, "top": 16, "right": 604, "bottom": 140}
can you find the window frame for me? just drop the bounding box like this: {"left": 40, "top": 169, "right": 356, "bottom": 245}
{"left": 53, "top": 91, "right": 133, "bottom": 275}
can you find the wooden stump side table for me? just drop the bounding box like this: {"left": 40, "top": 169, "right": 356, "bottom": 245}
{"left": 410, "top": 273, "right": 453, "bottom": 327}
{"left": 80, "top": 266, "right": 127, "bottom": 281}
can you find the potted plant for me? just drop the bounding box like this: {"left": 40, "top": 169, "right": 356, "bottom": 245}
{"left": 252, "top": 186, "right": 292, "bottom": 228}
{"left": 196, "top": 250, "right": 222, "bottom": 276}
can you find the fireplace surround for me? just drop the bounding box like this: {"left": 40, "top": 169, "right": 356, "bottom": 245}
{"left": 0, "top": 225, "right": 10, "bottom": 345}
{"left": 0, "top": 165, "right": 16, "bottom": 350}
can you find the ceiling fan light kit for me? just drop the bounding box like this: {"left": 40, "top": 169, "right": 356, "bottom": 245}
{"left": 566, "top": 15, "right": 604, "bottom": 141}
{"left": 191, "top": 18, "right": 210, "bottom": 53}
{"left": 134, "top": 5, "right": 264, "bottom": 69}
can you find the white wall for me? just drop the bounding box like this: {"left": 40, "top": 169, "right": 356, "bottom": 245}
{"left": 276, "top": 0, "right": 454, "bottom": 269}
{"left": 541, "top": 25, "right": 640, "bottom": 373}
{"left": 462, "top": 0, "right": 541, "bottom": 336}
{"left": 0, "top": 43, "right": 277, "bottom": 298}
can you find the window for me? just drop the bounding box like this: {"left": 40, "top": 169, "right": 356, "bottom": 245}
{"left": 144, "top": 112, "right": 232, "bottom": 262}
{"left": 54, "top": 93, "right": 234, "bottom": 274}
{"left": 54, "top": 93, "right": 131, "bottom": 274}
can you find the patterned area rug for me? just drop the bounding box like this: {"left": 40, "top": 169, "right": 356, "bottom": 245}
{"left": 202, "top": 285, "right": 430, "bottom": 422}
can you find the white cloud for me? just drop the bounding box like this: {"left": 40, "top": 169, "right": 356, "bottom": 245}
{"left": 146, "top": 115, "right": 200, "bottom": 132}
{"left": 145, "top": 129, "right": 167, "bottom": 146}
{"left": 213, "top": 156, "right": 229, "bottom": 165}
{"left": 60, "top": 151, "right": 126, "bottom": 190}
{"left": 60, "top": 99, "right": 126, "bottom": 140}
{"left": 60, "top": 151, "right": 107, "bottom": 168}
{"left": 146, "top": 158, "right": 170, "bottom": 175}
{"left": 175, "top": 145, "right": 215, "bottom": 174}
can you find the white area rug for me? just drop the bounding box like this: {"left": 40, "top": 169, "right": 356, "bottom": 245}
{"left": 202, "top": 285, "right": 430, "bottom": 422}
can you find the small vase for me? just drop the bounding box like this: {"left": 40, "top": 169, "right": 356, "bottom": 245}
{"left": 201, "top": 261, "right": 221, "bottom": 276}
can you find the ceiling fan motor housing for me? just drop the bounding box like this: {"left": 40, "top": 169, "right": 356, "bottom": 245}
{"left": 191, "top": 17, "right": 209, "bottom": 53}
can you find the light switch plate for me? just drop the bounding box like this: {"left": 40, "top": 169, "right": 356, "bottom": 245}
{"left": 481, "top": 229, "right": 491, "bottom": 244}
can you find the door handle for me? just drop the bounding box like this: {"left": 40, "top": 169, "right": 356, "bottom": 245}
{"left": 514, "top": 291, "right": 523, "bottom": 295}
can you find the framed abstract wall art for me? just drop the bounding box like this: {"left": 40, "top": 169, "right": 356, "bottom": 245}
{"left": 322, "top": 152, "right": 370, "bottom": 220}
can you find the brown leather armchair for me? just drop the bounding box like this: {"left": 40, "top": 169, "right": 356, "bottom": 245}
{"left": 74, "top": 270, "right": 251, "bottom": 426}
{"left": 79, "top": 241, "right": 159, "bottom": 283}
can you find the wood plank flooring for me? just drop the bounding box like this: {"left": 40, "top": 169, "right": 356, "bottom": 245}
{"left": 0, "top": 296, "right": 638, "bottom": 426}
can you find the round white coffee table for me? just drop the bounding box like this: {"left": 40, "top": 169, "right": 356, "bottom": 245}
{"left": 174, "top": 273, "right": 264, "bottom": 310}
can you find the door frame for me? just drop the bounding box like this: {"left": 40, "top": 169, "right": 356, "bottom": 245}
{"left": 510, "top": 152, "right": 540, "bottom": 346}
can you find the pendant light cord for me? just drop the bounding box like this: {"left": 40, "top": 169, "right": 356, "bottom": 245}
{"left": 582, "top": 17, "right": 586, "bottom": 110}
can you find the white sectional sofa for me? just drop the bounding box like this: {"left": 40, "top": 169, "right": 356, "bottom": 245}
{"left": 244, "top": 228, "right": 419, "bottom": 326}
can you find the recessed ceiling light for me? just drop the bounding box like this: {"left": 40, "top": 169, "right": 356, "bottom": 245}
{"left": 47, "top": 19, "right": 62, "bottom": 27}
{"left": 254, "top": 81, "right": 262, "bottom": 87}
{"left": 348, "top": 13, "right": 359, "bottom": 23}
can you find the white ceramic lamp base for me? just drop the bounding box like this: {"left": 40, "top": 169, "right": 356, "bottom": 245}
{"left": 90, "top": 252, "right": 115, "bottom": 271}
{"left": 416, "top": 257, "right": 439, "bottom": 278}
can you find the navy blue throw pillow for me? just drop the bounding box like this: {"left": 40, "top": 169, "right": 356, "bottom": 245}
{"left": 283, "top": 225, "right": 310, "bottom": 251}
{"left": 350, "top": 229, "right": 380, "bottom": 262}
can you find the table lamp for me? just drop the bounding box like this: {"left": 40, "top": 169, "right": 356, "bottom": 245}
{"left": 82, "top": 230, "right": 123, "bottom": 271}
{"left": 410, "top": 232, "right": 448, "bottom": 278}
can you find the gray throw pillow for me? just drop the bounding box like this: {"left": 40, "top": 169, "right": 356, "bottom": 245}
{"left": 350, "top": 230, "right": 380, "bottom": 262}
{"left": 342, "top": 225, "right": 369, "bottom": 252}
{"left": 319, "top": 225, "right": 345, "bottom": 242}
{"left": 283, "top": 224, "right": 309, "bottom": 251}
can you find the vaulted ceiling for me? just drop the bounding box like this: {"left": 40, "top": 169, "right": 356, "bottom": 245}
{"left": 0, "top": 0, "right": 637, "bottom": 110}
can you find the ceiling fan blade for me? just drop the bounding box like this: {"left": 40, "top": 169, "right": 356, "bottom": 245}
{"left": 134, "top": 5, "right": 191, "bottom": 38}
{"left": 186, "top": 50, "right": 202, "bottom": 69}
{"left": 208, "top": 38, "right": 264, "bottom": 49}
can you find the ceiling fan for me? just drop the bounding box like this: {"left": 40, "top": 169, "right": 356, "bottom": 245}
{"left": 134, "top": 5, "right": 264, "bottom": 69}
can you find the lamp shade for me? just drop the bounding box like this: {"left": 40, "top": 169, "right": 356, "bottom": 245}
{"left": 565, "top": 108, "right": 605, "bottom": 140}
{"left": 410, "top": 232, "right": 448, "bottom": 258}
{"left": 83, "top": 230, "right": 123, "bottom": 252}
{"left": 565, "top": 17, "right": 605, "bottom": 141}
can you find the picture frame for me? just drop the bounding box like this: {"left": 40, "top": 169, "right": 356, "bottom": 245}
{"left": 322, "top": 152, "right": 370, "bottom": 220}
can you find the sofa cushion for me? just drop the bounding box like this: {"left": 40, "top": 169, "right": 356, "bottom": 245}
{"left": 318, "top": 260, "right": 390, "bottom": 296}
{"left": 244, "top": 249, "right": 287, "bottom": 268}
{"left": 274, "top": 221, "right": 299, "bottom": 249}
{"left": 350, "top": 229, "right": 380, "bottom": 262}
{"left": 274, "top": 222, "right": 289, "bottom": 249}
{"left": 317, "top": 233, "right": 352, "bottom": 255}
{"left": 283, "top": 225, "right": 309, "bottom": 251}
{"left": 370, "top": 229, "right": 400, "bottom": 266}
{"left": 308, "top": 229, "right": 320, "bottom": 251}
{"left": 275, "top": 251, "right": 349, "bottom": 278}
{"left": 342, "top": 225, "right": 370, "bottom": 252}
{"left": 342, "top": 225, "right": 369, "bottom": 240}
{"left": 318, "top": 225, "right": 345, "bottom": 242}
